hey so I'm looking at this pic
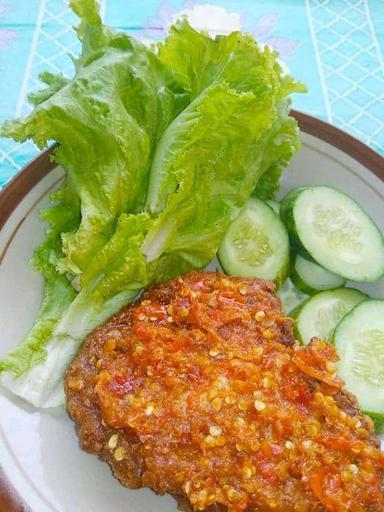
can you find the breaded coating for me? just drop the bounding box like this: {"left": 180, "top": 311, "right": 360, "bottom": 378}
{"left": 65, "top": 271, "right": 384, "bottom": 512}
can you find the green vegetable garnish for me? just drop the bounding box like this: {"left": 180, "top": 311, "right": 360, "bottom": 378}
{"left": 0, "top": 0, "right": 305, "bottom": 407}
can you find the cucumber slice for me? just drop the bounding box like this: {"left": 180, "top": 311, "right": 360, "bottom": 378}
{"left": 218, "top": 198, "right": 289, "bottom": 288}
{"left": 291, "top": 254, "right": 346, "bottom": 295}
{"left": 280, "top": 186, "right": 384, "bottom": 282}
{"left": 292, "top": 288, "right": 367, "bottom": 344}
{"left": 266, "top": 200, "right": 280, "bottom": 214}
{"left": 277, "top": 277, "right": 308, "bottom": 315}
{"left": 334, "top": 300, "right": 384, "bottom": 415}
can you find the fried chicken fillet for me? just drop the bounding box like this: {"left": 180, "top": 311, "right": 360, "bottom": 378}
{"left": 65, "top": 271, "right": 384, "bottom": 512}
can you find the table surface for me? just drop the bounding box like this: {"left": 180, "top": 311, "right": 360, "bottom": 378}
{"left": 0, "top": 0, "right": 383, "bottom": 188}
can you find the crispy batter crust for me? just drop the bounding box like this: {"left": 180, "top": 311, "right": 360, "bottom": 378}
{"left": 65, "top": 272, "right": 383, "bottom": 512}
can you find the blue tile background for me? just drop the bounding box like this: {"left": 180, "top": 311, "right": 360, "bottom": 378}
{"left": 0, "top": 0, "right": 383, "bottom": 187}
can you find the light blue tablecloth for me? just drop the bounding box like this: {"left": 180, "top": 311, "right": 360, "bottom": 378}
{"left": 0, "top": 0, "right": 383, "bottom": 187}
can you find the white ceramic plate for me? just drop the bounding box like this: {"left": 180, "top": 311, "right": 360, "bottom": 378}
{"left": 1, "top": 112, "right": 383, "bottom": 512}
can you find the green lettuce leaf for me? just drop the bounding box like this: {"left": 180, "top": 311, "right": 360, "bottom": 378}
{"left": 28, "top": 71, "right": 70, "bottom": 106}
{"left": 252, "top": 164, "right": 282, "bottom": 200}
{"left": 157, "top": 20, "right": 306, "bottom": 100}
{"left": 155, "top": 20, "right": 305, "bottom": 204}
{"left": 0, "top": 213, "right": 151, "bottom": 407}
{"left": 144, "top": 21, "right": 304, "bottom": 264}
{"left": 0, "top": 275, "right": 76, "bottom": 377}
{"left": 33, "top": 25, "right": 305, "bottom": 407}
{"left": 0, "top": 4, "right": 305, "bottom": 407}
{"left": 143, "top": 82, "right": 270, "bottom": 265}
{"left": 252, "top": 107, "right": 302, "bottom": 200}
{"left": 0, "top": 182, "right": 80, "bottom": 376}
{"left": 2, "top": 0, "right": 187, "bottom": 277}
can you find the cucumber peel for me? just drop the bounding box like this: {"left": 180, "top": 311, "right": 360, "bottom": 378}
{"left": 218, "top": 198, "right": 290, "bottom": 288}
{"left": 280, "top": 186, "right": 384, "bottom": 282}
{"left": 290, "top": 253, "right": 346, "bottom": 295}
{"left": 292, "top": 288, "right": 367, "bottom": 345}
{"left": 334, "top": 299, "right": 384, "bottom": 416}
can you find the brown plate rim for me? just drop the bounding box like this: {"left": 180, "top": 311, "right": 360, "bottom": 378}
{"left": 0, "top": 111, "right": 383, "bottom": 512}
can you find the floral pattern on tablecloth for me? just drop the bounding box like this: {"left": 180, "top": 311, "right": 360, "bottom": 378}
{"left": 0, "top": 0, "right": 383, "bottom": 188}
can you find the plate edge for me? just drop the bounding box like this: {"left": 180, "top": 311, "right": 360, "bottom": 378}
{"left": 0, "top": 145, "right": 57, "bottom": 231}
{"left": 0, "top": 112, "right": 383, "bottom": 512}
